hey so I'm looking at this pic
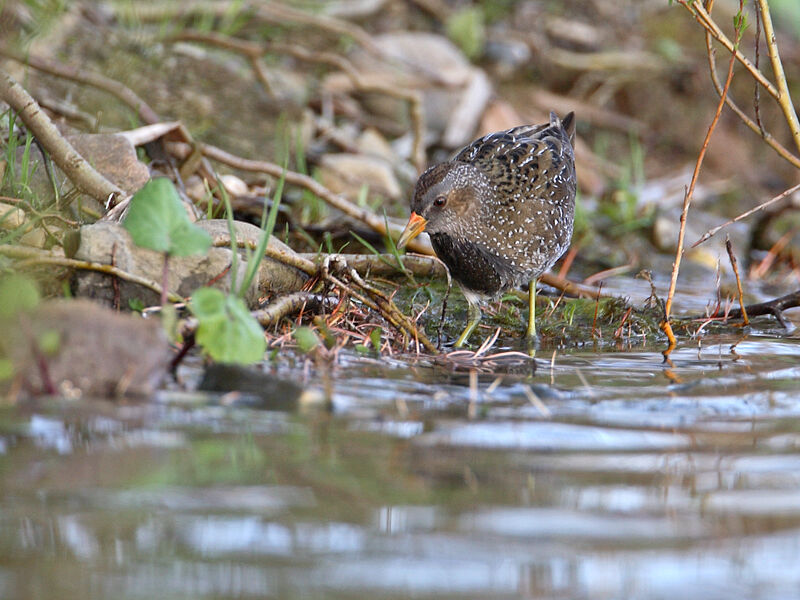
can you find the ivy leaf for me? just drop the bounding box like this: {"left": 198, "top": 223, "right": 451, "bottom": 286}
{"left": 190, "top": 287, "right": 266, "bottom": 364}
{"left": 123, "top": 178, "right": 211, "bottom": 256}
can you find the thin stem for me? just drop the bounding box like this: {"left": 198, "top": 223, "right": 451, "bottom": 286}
{"left": 662, "top": 0, "right": 744, "bottom": 352}
{"left": 756, "top": 0, "right": 800, "bottom": 155}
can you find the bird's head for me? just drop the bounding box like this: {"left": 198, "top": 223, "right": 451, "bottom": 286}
{"left": 397, "top": 162, "right": 487, "bottom": 248}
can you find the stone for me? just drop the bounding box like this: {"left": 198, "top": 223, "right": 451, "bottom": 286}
{"left": 1, "top": 299, "right": 169, "bottom": 398}
{"left": 322, "top": 31, "right": 493, "bottom": 148}
{"left": 71, "top": 220, "right": 307, "bottom": 309}
{"left": 319, "top": 153, "right": 402, "bottom": 201}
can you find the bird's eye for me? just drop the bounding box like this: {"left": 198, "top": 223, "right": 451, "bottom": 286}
{"left": 433, "top": 195, "right": 447, "bottom": 208}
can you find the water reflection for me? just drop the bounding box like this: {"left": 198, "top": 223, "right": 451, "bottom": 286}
{"left": 1, "top": 333, "right": 800, "bottom": 599}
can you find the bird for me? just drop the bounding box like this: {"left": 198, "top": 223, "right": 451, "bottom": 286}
{"left": 397, "top": 112, "right": 577, "bottom": 347}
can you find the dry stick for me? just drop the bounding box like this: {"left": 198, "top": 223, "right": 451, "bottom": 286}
{"left": 256, "top": 245, "right": 436, "bottom": 352}
{"left": 2, "top": 51, "right": 223, "bottom": 210}
{"left": 722, "top": 289, "right": 800, "bottom": 328}
{"left": 662, "top": 2, "right": 743, "bottom": 353}
{"left": 725, "top": 237, "right": 749, "bottom": 326}
{"left": 756, "top": 0, "right": 800, "bottom": 155}
{"left": 753, "top": 4, "right": 764, "bottom": 133}
{"left": 0, "top": 68, "right": 124, "bottom": 205}
{"left": 170, "top": 31, "right": 427, "bottom": 173}
{"left": 702, "top": 24, "right": 800, "bottom": 170}
{"left": 680, "top": 1, "right": 779, "bottom": 100}
{"left": 692, "top": 182, "right": 800, "bottom": 247}
{"left": 197, "top": 142, "right": 433, "bottom": 255}
{"left": 0, "top": 245, "right": 183, "bottom": 302}
{"left": 0, "top": 47, "right": 160, "bottom": 124}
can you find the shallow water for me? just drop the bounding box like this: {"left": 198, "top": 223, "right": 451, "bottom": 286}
{"left": 2, "top": 329, "right": 800, "bottom": 600}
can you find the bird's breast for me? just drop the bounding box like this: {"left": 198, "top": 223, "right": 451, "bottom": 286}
{"left": 430, "top": 232, "right": 515, "bottom": 299}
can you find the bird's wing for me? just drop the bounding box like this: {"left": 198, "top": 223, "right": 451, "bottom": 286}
{"left": 454, "top": 113, "right": 576, "bottom": 210}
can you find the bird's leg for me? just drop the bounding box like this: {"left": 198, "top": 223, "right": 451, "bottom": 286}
{"left": 455, "top": 299, "right": 482, "bottom": 348}
{"left": 526, "top": 277, "right": 537, "bottom": 338}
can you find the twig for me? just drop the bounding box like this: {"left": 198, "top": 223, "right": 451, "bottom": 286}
{"left": 756, "top": 0, "right": 800, "bottom": 155}
{"left": 702, "top": 8, "right": 800, "bottom": 169}
{"left": 692, "top": 182, "right": 800, "bottom": 247}
{"left": 170, "top": 31, "right": 427, "bottom": 172}
{"left": 0, "top": 245, "right": 183, "bottom": 302}
{"left": 0, "top": 68, "right": 124, "bottom": 205}
{"left": 194, "top": 141, "right": 433, "bottom": 254}
{"left": 678, "top": 1, "right": 778, "bottom": 99}
{"left": 726, "top": 290, "right": 799, "bottom": 327}
{"left": 0, "top": 47, "right": 160, "bottom": 124}
{"left": 725, "top": 237, "right": 749, "bottom": 326}
{"left": 662, "top": 0, "right": 743, "bottom": 354}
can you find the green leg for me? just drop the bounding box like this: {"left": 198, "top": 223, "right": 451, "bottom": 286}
{"left": 455, "top": 300, "right": 482, "bottom": 348}
{"left": 526, "top": 278, "right": 537, "bottom": 338}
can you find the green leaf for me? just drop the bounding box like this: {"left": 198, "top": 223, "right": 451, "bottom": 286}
{"left": 0, "top": 273, "right": 40, "bottom": 318}
{"left": 123, "top": 178, "right": 211, "bottom": 257}
{"left": 293, "top": 326, "right": 319, "bottom": 354}
{"left": 190, "top": 287, "right": 266, "bottom": 364}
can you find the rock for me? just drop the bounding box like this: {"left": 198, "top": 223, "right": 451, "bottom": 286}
{"left": 67, "top": 133, "right": 150, "bottom": 195}
{"left": 220, "top": 174, "right": 249, "bottom": 197}
{"left": 71, "top": 220, "right": 307, "bottom": 309}
{"left": 478, "top": 99, "right": 526, "bottom": 137}
{"left": 12, "top": 132, "right": 149, "bottom": 210}
{"left": 485, "top": 36, "right": 532, "bottom": 78}
{"left": 323, "top": 31, "right": 493, "bottom": 148}
{"left": 199, "top": 363, "right": 324, "bottom": 410}
{"left": 0, "top": 201, "right": 47, "bottom": 247}
{"left": 356, "top": 128, "right": 397, "bottom": 163}
{"left": 441, "top": 69, "right": 493, "bottom": 148}
{"left": 196, "top": 219, "right": 309, "bottom": 296}
{"left": 652, "top": 209, "right": 750, "bottom": 278}
{"left": 1, "top": 299, "right": 169, "bottom": 398}
{"left": 318, "top": 153, "right": 402, "bottom": 201}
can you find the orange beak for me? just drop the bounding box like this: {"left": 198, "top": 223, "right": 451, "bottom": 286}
{"left": 397, "top": 212, "right": 428, "bottom": 249}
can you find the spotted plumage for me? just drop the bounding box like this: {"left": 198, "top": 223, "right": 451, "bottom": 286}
{"left": 398, "top": 112, "right": 577, "bottom": 346}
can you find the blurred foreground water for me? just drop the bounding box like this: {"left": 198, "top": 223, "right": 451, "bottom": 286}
{"left": 2, "top": 330, "right": 800, "bottom": 600}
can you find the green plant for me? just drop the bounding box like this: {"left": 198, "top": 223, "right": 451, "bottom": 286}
{"left": 123, "top": 177, "right": 212, "bottom": 306}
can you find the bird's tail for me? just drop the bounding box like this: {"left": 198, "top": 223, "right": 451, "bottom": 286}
{"left": 550, "top": 111, "right": 576, "bottom": 145}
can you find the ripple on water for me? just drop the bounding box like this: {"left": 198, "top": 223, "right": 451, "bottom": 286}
{"left": 416, "top": 421, "right": 690, "bottom": 451}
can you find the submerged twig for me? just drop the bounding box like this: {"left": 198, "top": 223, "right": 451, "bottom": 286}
{"left": 690, "top": 289, "right": 800, "bottom": 330}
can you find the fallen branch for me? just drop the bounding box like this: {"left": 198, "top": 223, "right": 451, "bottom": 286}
{"left": 0, "top": 68, "right": 124, "bottom": 205}
{"left": 0, "top": 244, "right": 183, "bottom": 302}
{"left": 192, "top": 141, "right": 434, "bottom": 254}
{"left": 0, "top": 47, "right": 160, "bottom": 124}
{"left": 169, "top": 30, "right": 426, "bottom": 173}
{"left": 690, "top": 289, "right": 800, "bottom": 330}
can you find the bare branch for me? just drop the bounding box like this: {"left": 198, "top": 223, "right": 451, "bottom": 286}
{"left": 0, "top": 68, "right": 124, "bottom": 205}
